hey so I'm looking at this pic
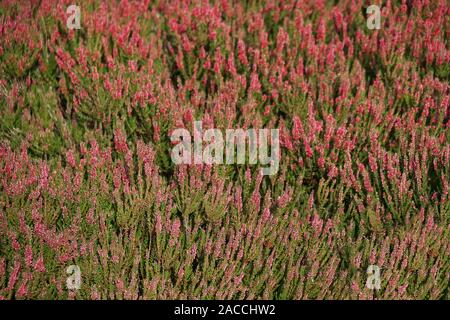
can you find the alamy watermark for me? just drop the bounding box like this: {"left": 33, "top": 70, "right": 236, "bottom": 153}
{"left": 170, "top": 121, "right": 280, "bottom": 175}
{"left": 66, "top": 265, "right": 81, "bottom": 290}
{"left": 366, "top": 265, "right": 381, "bottom": 290}
{"left": 366, "top": 5, "right": 381, "bottom": 30}
{"left": 66, "top": 5, "right": 81, "bottom": 30}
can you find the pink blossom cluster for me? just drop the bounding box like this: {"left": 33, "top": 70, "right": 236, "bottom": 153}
{"left": 0, "top": 0, "right": 448, "bottom": 299}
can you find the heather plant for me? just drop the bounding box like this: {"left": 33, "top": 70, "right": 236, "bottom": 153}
{"left": 0, "top": 0, "right": 449, "bottom": 300}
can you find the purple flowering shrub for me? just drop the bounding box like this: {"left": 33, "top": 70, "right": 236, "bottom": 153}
{"left": 0, "top": 0, "right": 448, "bottom": 299}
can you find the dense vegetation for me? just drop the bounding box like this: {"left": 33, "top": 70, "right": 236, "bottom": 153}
{"left": 0, "top": 0, "right": 448, "bottom": 299}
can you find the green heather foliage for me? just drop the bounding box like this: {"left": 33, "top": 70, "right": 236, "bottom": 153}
{"left": 0, "top": 0, "right": 449, "bottom": 299}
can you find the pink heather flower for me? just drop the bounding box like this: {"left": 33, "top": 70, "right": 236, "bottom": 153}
{"left": 262, "top": 207, "right": 271, "bottom": 223}
{"left": 235, "top": 186, "right": 243, "bottom": 213}
{"left": 183, "top": 109, "right": 193, "bottom": 123}
{"left": 398, "top": 283, "right": 408, "bottom": 296}
{"left": 234, "top": 273, "right": 245, "bottom": 286}
{"left": 368, "top": 153, "right": 378, "bottom": 173}
{"left": 8, "top": 260, "right": 21, "bottom": 290}
{"left": 426, "top": 215, "right": 434, "bottom": 231}
{"left": 91, "top": 287, "right": 100, "bottom": 300}
{"left": 87, "top": 208, "right": 95, "bottom": 225}
{"left": 388, "top": 274, "right": 400, "bottom": 289}
{"left": 373, "top": 237, "right": 387, "bottom": 269}
{"left": 267, "top": 251, "right": 275, "bottom": 269}
{"left": 276, "top": 27, "right": 289, "bottom": 53}
{"left": 18, "top": 212, "right": 30, "bottom": 236}
{"left": 308, "top": 191, "right": 315, "bottom": 210}
{"left": 307, "top": 260, "right": 320, "bottom": 281}
{"left": 16, "top": 280, "right": 28, "bottom": 298}
{"left": 0, "top": 258, "right": 5, "bottom": 277}
{"left": 277, "top": 189, "right": 292, "bottom": 208}
{"left": 189, "top": 244, "right": 197, "bottom": 260}
{"left": 249, "top": 70, "right": 261, "bottom": 92}
{"left": 245, "top": 168, "right": 251, "bottom": 182}
{"left": 128, "top": 60, "right": 137, "bottom": 72}
{"left": 353, "top": 253, "right": 362, "bottom": 268}
{"left": 116, "top": 279, "right": 125, "bottom": 293}
{"left": 91, "top": 66, "right": 99, "bottom": 81}
{"left": 171, "top": 218, "right": 181, "bottom": 239}
{"left": 176, "top": 50, "right": 184, "bottom": 70}
{"left": 401, "top": 257, "right": 408, "bottom": 269}
{"left": 113, "top": 164, "right": 122, "bottom": 191}
{"left": 155, "top": 212, "right": 162, "bottom": 234}
{"left": 328, "top": 164, "right": 338, "bottom": 179}
{"left": 318, "top": 154, "right": 325, "bottom": 169}
{"left": 25, "top": 245, "right": 33, "bottom": 267}
{"left": 0, "top": 258, "right": 6, "bottom": 278}
{"left": 177, "top": 267, "right": 184, "bottom": 282}
{"left": 292, "top": 116, "right": 303, "bottom": 141}
{"left": 431, "top": 263, "right": 439, "bottom": 279}
{"left": 214, "top": 48, "right": 224, "bottom": 73}
{"left": 369, "top": 249, "right": 377, "bottom": 265}
{"left": 351, "top": 281, "right": 360, "bottom": 294}
{"left": 203, "top": 57, "right": 211, "bottom": 69}
{"left": 359, "top": 164, "right": 373, "bottom": 193}
{"left": 304, "top": 140, "right": 313, "bottom": 158}
{"left": 66, "top": 150, "right": 76, "bottom": 168}
{"left": 38, "top": 162, "right": 49, "bottom": 190}
{"left": 311, "top": 213, "right": 323, "bottom": 234}
{"left": 251, "top": 189, "right": 261, "bottom": 213}
{"left": 419, "top": 208, "right": 425, "bottom": 224}
{"left": 237, "top": 247, "right": 244, "bottom": 260}
{"left": 205, "top": 239, "right": 212, "bottom": 255}
{"left": 106, "top": 56, "right": 115, "bottom": 69}
{"left": 153, "top": 121, "right": 160, "bottom": 142}
{"left": 316, "top": 18, "right": 326, "bottom": 41}
{"left": 281, "top": 127, "right": 294, "bottom": 151}
{"left": 237, "top": 39, "right": 248, "bottom": 66}
{"left": 113, "top": 128, "right": 129, "bottom": 154}
{"left": 199, "top": 47, "right": 207, "bottom": 60}
{"left": 12, "top": 239, "right": 20, "bottom": 251}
